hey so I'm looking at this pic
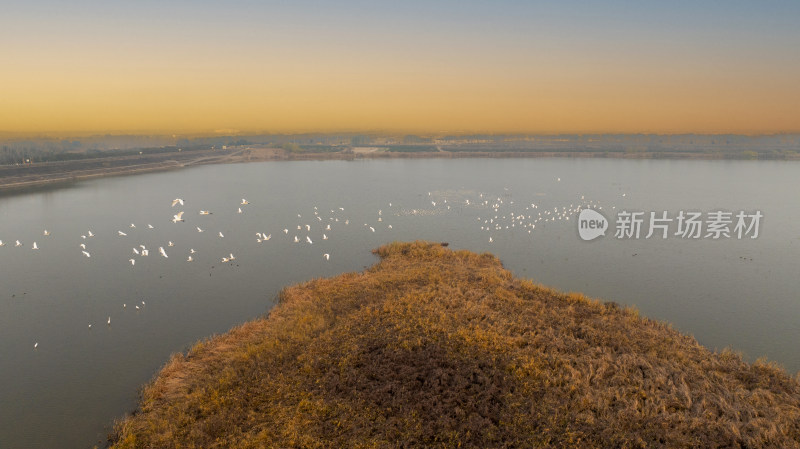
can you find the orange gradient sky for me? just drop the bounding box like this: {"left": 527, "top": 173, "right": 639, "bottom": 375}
{"left": 2, "top": 1, "right": 799, "bottom": 135}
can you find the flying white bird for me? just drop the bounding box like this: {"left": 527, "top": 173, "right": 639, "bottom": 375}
{"left": 87, "top": 230, "right": 94, "bottom": 237}
{"left": 107, "top": 317, "right": 111, "bottom": 325}
{"left": 283, "top": 229, "right": 289, "bottom": 234}
{"left": 264, "top": 234, "right": 271, "bottom": 240}
{"left": 147, "top": 224, "right": 154, "bottom": 229}
{"left": 241, "top": 199, "right": 249, "bottom": 205}
{"left": 293, "top": 236, "right": 299, "bottom": 243}
{"left": 43, "top": 230, "right": 50, "bottom": 236}
{"left": 82, "top": 250, "right": 91, "bottom": 258}
{"left": 190, "top": 248, "right": 196, "bottom": 254}
{"left": 141, "top": 249, "right": 149, "bottom": 256}
{"left": 130, "top": 223, "right": 136, "bottom": 228}
{"left": 129, "top": 259, "right": 135, "bottom": 266}
{"left": 218, "top": 231, "right": 224, "bottom": 238}
{"left": 172, "top": 198, "right": 184, "bottom": 207}
{"left": 306, "top": 236, "right": 313, "bottom": 244}
{"left": 187, "top": 256, "right": 193, "bottom": 262}
{"left": 32, "top": 242, "right": 38, "bottom": 250}
{"left": 369, "top": 227, "right": 375, "bottom": 232}
{"left": 199, "top": 210, "right": 211, "bottom": 215}
{"left": 168, "top": 241, "right": 174, "bottom": 247}
{"left": 322, "top": 234, "right": 328, "bottom": 240}
{"left": 34, "top": 342, "right": 38, "bottom": 349}
{"left": 172, "top": 211, "right": 184, "bottom": 223}
{"left": 238, "top": 207, "right": 243, "bottom": 214}
{"left": 118, "top": 231, "right": 127, "bottom": 236}
{"left": 323, "top": 253, "right": 330, "bottom": 260}
{"left": 0, "top": 240, "right": 5, "bottom": 246}
{"left": 196, "top": 226, "right": 204, "bottom": 233}
{"left": 159, "top": 247, "right": 168, "bottom": 258}
{"left": 133, "top": 247, "right": 139, "bottom": 255}
{"left": 16, "top": 240, "right": 22, "bottom": 247}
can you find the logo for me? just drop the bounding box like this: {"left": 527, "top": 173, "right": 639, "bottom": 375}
{"left": 578, "top": 209, "right": 608, "bottom": 241}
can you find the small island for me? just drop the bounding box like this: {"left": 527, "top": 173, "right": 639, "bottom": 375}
{"left": 110, "top": 241, "right": 800, "bottom": 448}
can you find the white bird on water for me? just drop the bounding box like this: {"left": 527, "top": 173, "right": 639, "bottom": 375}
{"left": 172, "top": 211, "right": 185, "bottom": 223}
{"left": 172, "top": 198, "right": 184, "bottom": 207}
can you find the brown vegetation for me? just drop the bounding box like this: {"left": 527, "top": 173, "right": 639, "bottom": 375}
{"left": 110, "top": 241, "right": 800, "bottom": 448}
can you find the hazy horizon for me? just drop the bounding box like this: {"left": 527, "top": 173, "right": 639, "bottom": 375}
{"left": 2, "top": 1, "right": 799, "bottom": 135}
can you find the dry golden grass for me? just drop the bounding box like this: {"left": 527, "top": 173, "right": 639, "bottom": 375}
{"left": 110, "top": 241, "right": 800, "bottom": 448}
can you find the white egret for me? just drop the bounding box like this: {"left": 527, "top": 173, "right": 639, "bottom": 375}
{"left": 172, "top": 198, "right": 184, "bottom": 207}
{"left": 172, "top": 211, "right": 185, "bottom": 223}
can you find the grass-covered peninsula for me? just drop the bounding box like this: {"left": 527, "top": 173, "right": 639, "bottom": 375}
{"left": 110, "top": 241, "right": 800, "bottom": 448}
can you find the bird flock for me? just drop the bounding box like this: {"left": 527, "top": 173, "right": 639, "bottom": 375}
{"left": 6, "top": 177, "right": 622, "bottom": 350}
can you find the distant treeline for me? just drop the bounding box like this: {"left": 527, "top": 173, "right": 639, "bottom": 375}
{"left": 0, "top": 144, "right": 221, "bottom": 165}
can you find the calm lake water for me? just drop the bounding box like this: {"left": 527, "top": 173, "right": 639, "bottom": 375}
{"left": 1, "top": 158, "right": 798, "bottom": 448}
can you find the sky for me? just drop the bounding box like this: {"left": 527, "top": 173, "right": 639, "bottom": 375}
{"left": 1, "top": 1, "right": 799, "bottom": 135}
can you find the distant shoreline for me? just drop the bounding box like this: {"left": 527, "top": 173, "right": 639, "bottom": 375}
{"left": 1, "top": 146, "right": 797, "bottom": 192}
